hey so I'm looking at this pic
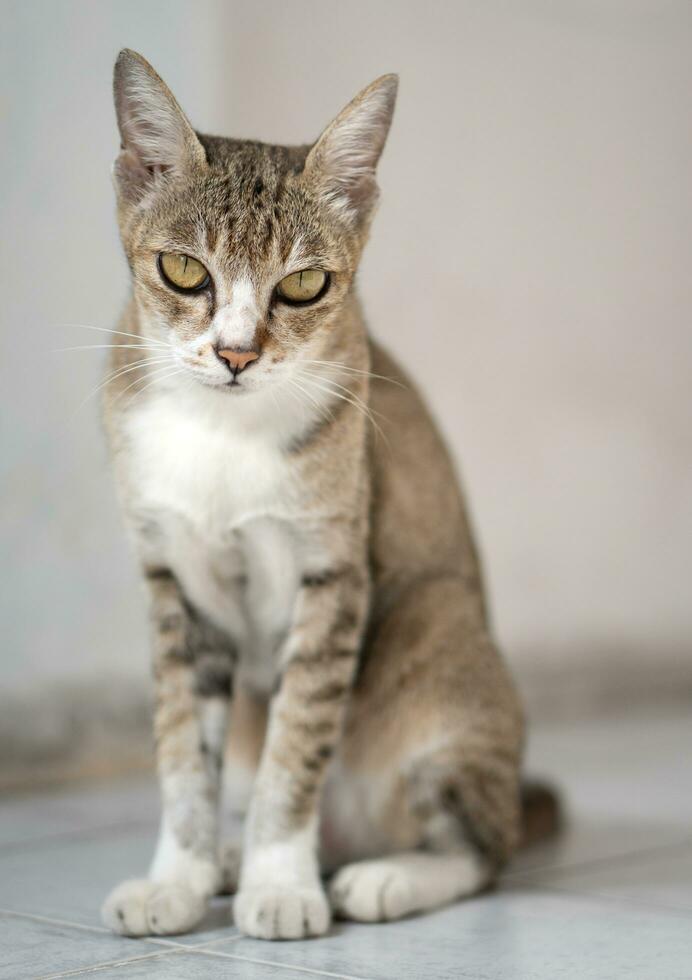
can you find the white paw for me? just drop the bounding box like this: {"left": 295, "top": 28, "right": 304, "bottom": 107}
{"left": 101, "top": 878, "right": 206, "bottom": 936}
{"left": 233, "top": 885, "right": 330, "bottom": 940}
{"left": 329, "top": 860, "right": 418, "bottom": 922}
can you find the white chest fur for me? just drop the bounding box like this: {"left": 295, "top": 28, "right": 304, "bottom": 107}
{"left": 122, "top": 381, "right": 320, "bottom": 692}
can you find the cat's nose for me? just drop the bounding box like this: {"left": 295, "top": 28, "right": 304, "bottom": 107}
{"left": 216, "top": 347, "right": 260, "bottom": 374}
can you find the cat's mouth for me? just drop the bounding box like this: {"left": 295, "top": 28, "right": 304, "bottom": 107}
{"left": 191, "top": 372, "right": 253, "bottom": 394}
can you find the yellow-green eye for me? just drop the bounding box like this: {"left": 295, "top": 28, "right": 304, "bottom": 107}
{"left": 158, "top": 253, "right": 210, "bottom": 291}
{"left": 276, "top": 269, "right": 327, "bottom": 304}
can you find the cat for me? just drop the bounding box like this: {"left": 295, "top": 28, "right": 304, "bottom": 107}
{"left": 100, "top": 49, "right": 554, "bottom": 941}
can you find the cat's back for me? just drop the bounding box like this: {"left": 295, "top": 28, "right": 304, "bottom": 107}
{"left": 367, "top": 340, "right": 486, "bottom": 614}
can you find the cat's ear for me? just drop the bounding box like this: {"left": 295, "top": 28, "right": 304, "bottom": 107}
{"left": 112, "top": 49, "right": 206, "bottom": 201}
{"left": 304, "top": 74, "right": 398, "bottom": 224}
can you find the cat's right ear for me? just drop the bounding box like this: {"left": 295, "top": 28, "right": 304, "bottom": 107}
{"left": 112, "top": 49, "right": 206, "bottom": 202}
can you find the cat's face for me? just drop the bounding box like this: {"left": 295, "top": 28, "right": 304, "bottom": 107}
{"left": 113, "top": 51, "right": 397, "bottom": 398}
{"left": 120, "top": 144, "right": 356, "bottom": 397}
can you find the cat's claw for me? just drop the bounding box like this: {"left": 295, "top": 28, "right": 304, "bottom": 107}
{"left": 101, "top": 878, "right": 206, "bottom": 936}
{"left": 233, "top": 885, "right": 330, "bottom": 940}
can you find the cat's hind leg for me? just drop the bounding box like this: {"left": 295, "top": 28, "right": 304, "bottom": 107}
{"left": 329, "top": 850, "right": 486, "bottom": 922}
{"left": 323, "top": 575, "right": 524, "bottom": 923}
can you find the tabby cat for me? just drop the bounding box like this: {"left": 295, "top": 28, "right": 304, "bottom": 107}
{"left": 100, "top": 49, "right": 545, "bottom": 941}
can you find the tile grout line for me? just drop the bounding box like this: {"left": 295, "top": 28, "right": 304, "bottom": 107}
{"left": 0, "top": 906, "right": 236, "bottom": 950}
{"left": 3, "top": 908, "right": 394, "bottom": 980}
{"left": 36, "top": 947, "right": 187, "bottom": 980}
{"left": 504, "top": 834, "right": 692, "bottom": 881}
{"left": 189, "top": 944, "right": 378, "bottom": 980}
{"left": 514, "top": 877, "right": 692, "bottom": 919}
{"left": 0, "top": 908, "right": 118, "bottom": 937}
{"left": 0, "top": 818, "right": 159, "bottom": 856}
{"left": 191, "top": 946, "right": 489, "bottom": 980}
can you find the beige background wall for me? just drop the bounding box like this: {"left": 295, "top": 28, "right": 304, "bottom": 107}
{"left": 2, "top": 0, "right": 690, "bottom": 774}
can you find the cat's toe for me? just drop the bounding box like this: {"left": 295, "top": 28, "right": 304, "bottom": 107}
{"left": 234, "top": 885, "right": 330, "bottom": 940}
{"left": 329, "top": 860, "right": 416, "bottom": 922}
{"left": 102, "top": 879, "right": 156, "bottom": 936}
{"left": 101, "top": 878, "right": 206, "bottom": 936}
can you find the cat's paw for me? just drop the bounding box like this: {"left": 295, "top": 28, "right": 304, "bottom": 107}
{"left": 101, "top": 878, "right": 206, "bottom": 936}
{"left": 329, "top": 860, "right": 417, "bottom": 922}
{"left": 233, "top": 885, "right": 330, "bottom": 940}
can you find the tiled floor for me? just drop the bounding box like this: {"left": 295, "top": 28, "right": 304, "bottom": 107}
{"left": 1, "top": 712, "right": 690, "bottom": 979}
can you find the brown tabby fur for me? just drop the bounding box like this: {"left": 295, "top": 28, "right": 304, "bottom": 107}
{"left": 100, "top": 50, "right": 553, "bottom": 943}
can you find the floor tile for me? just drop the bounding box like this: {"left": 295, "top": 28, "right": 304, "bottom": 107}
{"left": 0, "top": 911, "right": 163, "bottom": 980}
{"left": 56, "top": 947, "right": 338, "bottom": 978}
{"left": 525, "top": 713, "right": 692, "bottom": 824}
{"left": 3, "top": 711, "right": 692, "bottom": 978}
{"left": 0, "top": 777, "right": 157, "bottom": 850}
{"left": 509, "top": 815, "right": 691, "bottom": 880}
{"left": 516, "top": 841, "right": 692, "bottom": 913}
{"left": 513, "top": 712, "right": 692, "bottom": 874}
{"left": 0, "top": 828, "right": 238, "bottom": 945}
{"left": 212, "top": 887, "right": 692, "bottom": 980}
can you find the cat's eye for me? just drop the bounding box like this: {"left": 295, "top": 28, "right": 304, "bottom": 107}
{"left": 158, "top": 253, "right": 210, "bottom": 292}
{"left": 276, "top": 269, "right": 328, "bottom": 304}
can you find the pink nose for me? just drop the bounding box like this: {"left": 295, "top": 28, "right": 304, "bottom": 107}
{"left": 216, "top": 348, "right": 260, "bottom": 373}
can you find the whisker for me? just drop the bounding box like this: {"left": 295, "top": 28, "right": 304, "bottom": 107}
{"left": 286, "top": 377, "right": 334, "bottom": 426}
{"left": 56, "top": 323, "right": 171, "bottom": 349}
{"left": 298, "top": 369, "right": 390, "bottom": 424}
{"left": 269, "top": 385, "right": 282, "bottom": 418}
{"left": 76, "top": 354, "right": 175, "bottom": 414}
{"left": 301, "top": 359, "right": 406, "bottom": 389}
{"left": 118, "top": 363, "right": 185, "bottom": 410}
{"left": 53, "top": 343, "right": 171, "bottom": 354}
{"left": 295, "top": 371, "right": 390, "bottom": 448}
{"left": 97, "top": 353, "right": 174, "bottom": 388}
{"left": 278, "top": 377, "right": 315, "bottom": 427}
{"left": 131, "top": 366, "right": 186, "bottom": 401}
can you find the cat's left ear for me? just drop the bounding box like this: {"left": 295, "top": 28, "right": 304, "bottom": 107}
{"left": 304, "top": 74, "right": 398, "bottom": 224}
{"left": 112, "top": 49, "right": 206, "bottom": 201}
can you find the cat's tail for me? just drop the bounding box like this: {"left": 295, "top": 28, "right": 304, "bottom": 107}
{"left": 520, "top": 780, "right": 563, "bottom": 847}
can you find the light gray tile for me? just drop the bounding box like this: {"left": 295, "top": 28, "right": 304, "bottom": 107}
{"left": 513, "top": 713, "right": 692, "bottom": 875}
{"left": 0, "top": 828, "right": 154, "bottom": 925}
{"left": 526, "top": 714, "right": 692, "bottom": 826}
{"left": 0, "top": 777, "right": 158, "bottom": 850}
{"left": 3, "top": 712, "right": 692, "bottom": 977}
{"left": 59, "top": 947, "right": 333, "bottom": 978}
{"left": 516, "top": 842, "right": 692, "bottom": 912}
{"left": 509, "top": 817, "right": 691, "bottom": 879}
{"left": 0, "top": 830, "right": 238, "bottom": 945}
{"left": 213, "top": 888, "right": 692, "bottom": 980}
{"left": 0, "top": 911, "right": 163, "bottom": 980}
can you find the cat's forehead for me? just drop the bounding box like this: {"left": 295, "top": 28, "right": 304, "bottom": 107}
{"left": 199, "top": 135, "right": 310, "bottom": 181}
{"left": 148, "top": 137, "right": 333, "bottom": 273}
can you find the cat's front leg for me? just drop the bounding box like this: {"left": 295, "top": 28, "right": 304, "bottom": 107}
{"left": 102, "top": 567, "right": 234, "bottom": 936}
{"left": 234, "top": 553, "right": 369, "bottom": 940}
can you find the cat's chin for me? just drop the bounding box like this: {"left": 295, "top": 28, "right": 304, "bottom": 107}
{"left": 192, "top": 375, "right": 254, "bottom": 395}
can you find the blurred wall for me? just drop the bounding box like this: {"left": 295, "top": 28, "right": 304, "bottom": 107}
{"left": 2, "top": 1, "right": 691, "bottom": 777}
{"left": 0, "top": 0, "right": 232, "bottom": 776}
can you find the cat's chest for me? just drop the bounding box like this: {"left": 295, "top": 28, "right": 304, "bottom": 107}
{"left": 123, "top": 390, "right": 308, "bottom": 678}
{"left": 125, "top": 390, "right": 298, "bottom": 539}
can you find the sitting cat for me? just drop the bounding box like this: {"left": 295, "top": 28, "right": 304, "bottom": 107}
{"left": 101, "top": 49, "right": 554, "bottom": 941}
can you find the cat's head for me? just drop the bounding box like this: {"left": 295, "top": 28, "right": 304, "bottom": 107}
{"left": 112, "top": 50, "right": 397, "bottom": 397}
